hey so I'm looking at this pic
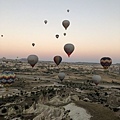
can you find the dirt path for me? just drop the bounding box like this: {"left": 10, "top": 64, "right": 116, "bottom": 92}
{"left": 75, "top": 101, "right": 120, "bottom": 120}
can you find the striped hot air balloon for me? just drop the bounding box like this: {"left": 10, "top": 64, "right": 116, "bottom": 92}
{"left": 100, "top": 57, "right": 112, "bottom": 69}
{"left": 0, "top": 71, "right": 16, "bottom": 84}
{"left": 0, "top": 71, "right": 16, "bottom": 89}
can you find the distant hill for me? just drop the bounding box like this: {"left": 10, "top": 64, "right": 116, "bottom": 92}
{"left": 0, "top": 58, "right": 119, "bottom": 65}
{"left": 74, "top": 62, "right": 100, "bottom": 65}
{"left": 19, "top": 58, "right": 27, "bottom": 62}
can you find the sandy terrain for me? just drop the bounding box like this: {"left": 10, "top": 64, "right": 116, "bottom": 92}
{"left": 64, "top": 103, "right": 92, "bottom": 120}
{"left": 0, "top": 60, "right": 120, "bottom": 120}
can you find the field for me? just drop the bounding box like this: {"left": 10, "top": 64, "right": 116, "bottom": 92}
{"left": 0, "top": 60, "right": 120, "bottom": 120}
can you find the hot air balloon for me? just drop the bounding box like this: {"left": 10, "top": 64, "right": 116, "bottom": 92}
{"left": 67, "top": 9, "right": 69, "bottom": 12}
{"left": 92, "top": 75, "right": 101, "bottom": 86}
{"left": 27, "top": 55, "right": 38, "bottom": 68}
{"left": 58, "top": 72, "right": 65, "bottom": 82}
{"left": 1, "top": 35, "right": 3, "bottom": 37}
{"left": 32, "top": 43, "right": 35, "bottom": 47}
{"left": 54, "top": 56, "right": 62, "bottom": 66}
{"left": 64, "top": 43, "right": 75, "bottom": 57}
{"left": 44, "top": 20, "right": 47, "bottom": 24}
{"left": 0, "top": 71, "right": 16, "bottom": 90}
{"left": 62, "top": 20, "right": 70, "bottom": 30}
{"left": 100, "top": 57, "right": 112, "bottom": 69}
{"left": 63, "top": 33, "right": 66, "bottom": 36}
{"left": 56, "top": 34, "right": 59, "bottom": 39}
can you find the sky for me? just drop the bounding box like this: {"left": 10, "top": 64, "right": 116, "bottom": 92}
{"left": 0, "top": 0, "right": 120, "bottom": 63}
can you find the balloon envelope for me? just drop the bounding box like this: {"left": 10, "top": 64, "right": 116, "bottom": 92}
{"left": 64, "top": 43, "right": 75, "bottom": 57}
{"left": 0, "top": 71, "right": 16, "bottom": 86}
{"left": 56, "top": 34, "right": 59, "bottom": 38}
{"left": 27, "top": 55, "right": 38, "bottom": 67}
{"left": 62, "top": 20, "right": 70, "bottom": 30}
{"left": 54, "top": 56, "right": 62, "bottom": 65}
{"left": 100, "top": 57, "right": 112, "bottom": 69}
{"left": 63, "top": 33, "right": 66, "bottom": 36}
{"left": 32, "top": 43, "right": 35, "bottom": 47}
{"left": 67, "top": 9, "right": 69, "bottom": 12}
{"left": 44, "top": 20, "right": 47, "bottom": 24}
{"left": 92, "top": 75, "right": 101, "bottom": 85}
{"left": 58, "top": 72, "right": 65, "bottom": 81}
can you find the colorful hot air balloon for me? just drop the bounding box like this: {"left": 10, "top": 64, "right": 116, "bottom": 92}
{"left": 56, "top": 34, "right": 59, "bottom": 39}
{"left": 32, "top": 43, "right": 35, "bottom": 47}
{"left": 100, "top": 57, "right": 112, "bottom": 69}
{"left": 27, "top": 55, "right": 38, "bottom": 68}
{"left": 62, "top": 20, "right": 70, "bottom": 30}
{"left": 92, "top": 75, "right": 101, "bottom": 86}
{"left": 58, "top": 72, "right": 65, "bottom": 82}
{"left": 54, "top": 56, "right": 62, "bottom": 66}
{"left": 64, "top": 43, "right": 75, "bottom": 57}
{"left": 0, "top": 71, "right": 16, "bottom": 90}
{"left": 44, "top": 20, "right": 47, "bottom": 24}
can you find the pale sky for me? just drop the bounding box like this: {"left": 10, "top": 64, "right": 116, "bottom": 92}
{"left": 0, "top": 0, "right": 120, "bottom": 63}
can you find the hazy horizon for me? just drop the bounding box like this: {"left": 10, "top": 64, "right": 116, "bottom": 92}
{"left": 1, "top": 57, "right": 120, "bottom": 64}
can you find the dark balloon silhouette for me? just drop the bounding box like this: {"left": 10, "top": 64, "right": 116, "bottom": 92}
{"left": 62, "top": 20, "right": 70, "bottom": 30}
{"left": 53, "top": 56, "right": 62, "bottom": 65}
{"left": 44, "top": 20, "right": 47, "bottom": 24}
{"left": 56, "top": 34, "right": 59, "bottom": 38}
{"left": 67, "top": 9, "right": 69, "bottom": 12}
{"left": 63, "top": 33, "right": 66, "bottom": 36}
{"left": 32, "top": 43, "right": 35, "bottom": 47}
{"left": 64, "top": 43, "right": 75, "bottom": 57}
{"left": 27, "top": 55, "right": 38, "bottom": 68}
{"left": 100, "top": 57, "right": 112, "bottom": 69}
